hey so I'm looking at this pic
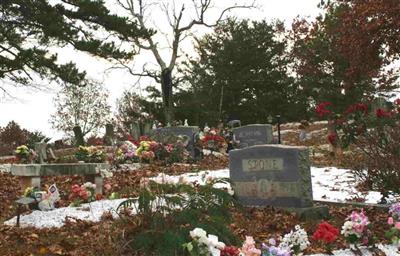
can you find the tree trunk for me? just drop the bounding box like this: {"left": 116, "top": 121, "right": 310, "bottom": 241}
{"left": 73, "top": 126, "right": 85, "bottom": 146}
{"left": 161, "top": 68, "right": 174, "bottom": 123}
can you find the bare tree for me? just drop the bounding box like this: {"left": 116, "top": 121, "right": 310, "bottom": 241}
{"left": 50, "top": 81, "right": 111, "bottom": 137}
{"left": 114, "top": 0, "right": 256, "bottom": 123}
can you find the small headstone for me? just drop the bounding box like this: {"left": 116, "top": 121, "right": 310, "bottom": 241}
{"left": 130, "top": 122, "right": 140, "bottom": 140}
{"left": 229, "top": 145, "right": 313, "bottom": 208}
{"left": 104, "top": 124, "right": 115, "bottom": 146}
{"left": 34, "top": 143, "right": 48, "bottom": 164}
{"left": 142, "top": 121, "right": 152, "bottom": 135}
{"left": 233, "top": 124, "right": 273, "bottom": 148}
{"left": 151, "top": 126, "right": 200, "bottom": 159}
{"left": 227, "top": 120, "right": 241, "bottom": 128}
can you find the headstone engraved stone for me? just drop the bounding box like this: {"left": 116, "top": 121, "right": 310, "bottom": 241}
{"left": 233, "top": 124, "right": 273, "bottom": 148}
{"left": 104, "top": 124, "right": 115, "bottom": 146}
{"left": 151, "top": 126, "right": 200, "bottom": 159}
{"left": 34, "top": 143, "right": 48, "bottom": 164}
{"left": 130, "top": 122, "right": 141, "bottom": 140}
{"left": 230, "top": 145, "right": 313, "bottom": 208}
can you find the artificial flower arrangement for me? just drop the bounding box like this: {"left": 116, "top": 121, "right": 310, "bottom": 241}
{"left": 184, "top": 226, "right": 311, "bottom": 256}
{"left": 23, "top": 184, "right": 60, "bottom": 211}
{"left": 261, "top": 238, "right": 291, "bottom": 256}
{"left": 75, "top": 146, "right": 106, "bottom": 163}
{"left": 341, "top": 210, "right": 374, "bottom": 250}
{"left": 114, "top": 141, "right": 138, "bottom": 164}
{"left": 183, "top": 228, "right": 226, "bottom": 256}
{"left": 15, "top": 145, "right": 34, "bottom": 163}
{"left": 279, "top": 225, "right": 310, "bottom": 255}
{"left": 135, "top": 140, "right": 157, "bottom": 163}
{"left": 385, "top": 202, "right": 400, "bottom": 246}
{"left": 197, "top": 127, "right": 227, "bottom": 153}
{"left": 69, "top": 182, "right": 97, "bottom": 207}
{"left": 312, "top": 222, "right": 339, "bottom": 253}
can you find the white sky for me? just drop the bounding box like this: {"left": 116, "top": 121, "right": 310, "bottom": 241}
{"left": 0, "top": 0, "right": 322, "bottom": 139}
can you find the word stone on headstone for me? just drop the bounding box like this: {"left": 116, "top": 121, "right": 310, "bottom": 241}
{"left": 229, "top": 145, "right": 313, "bottom": 208}
{"left": 233, "top": 124, "right": 273, "bottom": 148}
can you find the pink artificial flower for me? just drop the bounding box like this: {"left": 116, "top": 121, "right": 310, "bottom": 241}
{"left": 104, "top": 183, "right": 112, "bottom": 191}
{"left": 388, "top": 217, "right": 394, "bottom": 225}
{"left": 241, "top": 236, "right": 261, "bottom": 256}
{"left": 395, "top": 222, "right": 400, "bottom": 230}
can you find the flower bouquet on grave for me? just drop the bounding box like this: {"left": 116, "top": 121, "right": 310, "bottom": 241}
{"left": 341, "top": 210, "right": 374, "bottom": 251}
{"left": 69, "top": 182, "right": 96, "bottom": 207}
{"left": 14, "top": 145, "right": 34, "bottom": 163}
{"left": 135, "top": 140, "right": 156, "bottom": 163}
{"left": 312, "top": 221, "right": 339, "bottom": 254}
{"left": 385, "top": 202, "right": 400, "bottom": 247}
{"left": 261, "top": 238, "right": 291, "bottom": 256}
{"left": 182, "top": 228, "right": 226, "bottom": 256}
{"left": 75, "top": 146, "right": 106, "bottom": 163}
{"left": 279, "top": 225, "right": 310, "bottom": 256}
{"left": 114, "top": 141, "right": 138, "bottom": 164}
{"left": 198, "top": 128, "right": 227, "bottom": 153}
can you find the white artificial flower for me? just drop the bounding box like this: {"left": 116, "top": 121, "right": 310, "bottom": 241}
{"left": 190, "top": 228, "right": 207, "bottom": 239}
{"left": 207, "top": 234, "right": 225, "bottom": 249}
{"left": 227, "top": 187, "right": 235, "bottom": 196}
{"left": 83, "top": 182, "right": 96, "bottom": 190}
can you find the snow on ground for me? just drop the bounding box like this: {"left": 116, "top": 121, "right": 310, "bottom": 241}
{"left": 4, "top": 166, "right": 385, "bottom": 229}
{"left": 4, "top": 199, "right": 127, "bottom": 228}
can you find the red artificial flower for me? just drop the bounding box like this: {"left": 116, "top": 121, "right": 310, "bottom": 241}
{"left": 315, "top": 102, "right": 332, "bottom": 118}
{"left": 312, "top": 221, "right": 339, "bottom": 243}
{"left": 139, "top": 136, "right": 150, "bottom": 142}
{"left": 327, "top": 133, "right": 337, "bottom": 145}
{"left": 376, "top": 108, "right": 393, "bottom": 118}
{"left": 220, "top": 246, "right": 240, "bottom": 256}
{"left": 127, "top": 135, "right": 134, "bottom": 142}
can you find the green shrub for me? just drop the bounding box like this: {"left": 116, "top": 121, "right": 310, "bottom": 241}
{"left": 117, "top": 178, "right": 239, "bottom": 255}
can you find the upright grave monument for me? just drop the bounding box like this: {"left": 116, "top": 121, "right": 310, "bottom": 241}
{"left": 233, "top": 124, "right": 273, "bottom": 148}
{"left": 229, "top": 144, "right": 327, "bottom": 219}
{"left": 151, "top": 126, "right": 200, "bottom": 159}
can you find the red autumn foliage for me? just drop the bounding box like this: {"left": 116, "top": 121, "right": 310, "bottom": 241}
{"left": 315, "top": 102, "right": 332, "bottom": 118}
{"left": 327, "top": 133, "right": 337, "bottom": 146}
{"left": 375, "top": 108, "right": 393, "bottom": 118}
{"left": 344, "top": 103, "right": 368, "bottom": 116}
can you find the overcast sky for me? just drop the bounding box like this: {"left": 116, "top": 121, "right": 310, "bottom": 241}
{"left": 0, "top": 0, "right": 322, "bottom": 139}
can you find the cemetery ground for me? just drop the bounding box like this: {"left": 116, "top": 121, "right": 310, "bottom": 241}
{"left": 0, "top": 122, "right": 397, "bottom": 255}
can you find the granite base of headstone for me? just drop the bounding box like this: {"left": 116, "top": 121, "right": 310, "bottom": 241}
{"left": 229, "top": 144, "right": 328, "bottom": 220}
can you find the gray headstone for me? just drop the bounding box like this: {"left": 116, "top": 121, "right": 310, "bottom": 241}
{"left": 34, "top": 143, "right": 47, "bottom": 164}
{"left": 229, "top": 145, "right": 313, "bottom": 208}
{"left": 104, "top": 124, "right": 115, "bottom": 146}
{"left": 130, "top": 122, "right": 140, "bottom": 140}
{"left": 233, "top": 124, "right": 273, "bottom": 148}
{"left": 151, "top": 126, "right": 200, "bottom": 159}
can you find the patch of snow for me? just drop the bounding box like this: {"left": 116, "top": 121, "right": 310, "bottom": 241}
{"left": 0, "top": 164, "right": 11, "bottom": 173}
{"left": 4, "top": 199, "right": 127, "bottom": 228}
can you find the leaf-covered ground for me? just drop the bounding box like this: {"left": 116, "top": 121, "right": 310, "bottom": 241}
{"left": 0, "top": 155, "right": 393, "bottom": 256}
